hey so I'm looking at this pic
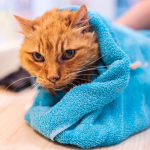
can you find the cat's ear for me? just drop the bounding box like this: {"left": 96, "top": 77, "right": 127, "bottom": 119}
{"left": 14, "top": 15, "right": 36, "bottom": 36}
{"left": 70, "top": 5, "right": 89, "bottom": 30}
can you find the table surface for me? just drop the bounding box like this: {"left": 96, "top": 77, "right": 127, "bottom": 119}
{"left": 0, "top": 87, "right": 150, "bottom": 150}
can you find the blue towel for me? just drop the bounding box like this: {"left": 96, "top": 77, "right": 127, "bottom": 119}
{"left": 25, "top": 6, "right": 150, "bottom": 149}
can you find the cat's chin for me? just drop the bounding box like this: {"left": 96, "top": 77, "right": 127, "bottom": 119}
{"left": 53, "top": 86, "right": 66, "bottom": 91}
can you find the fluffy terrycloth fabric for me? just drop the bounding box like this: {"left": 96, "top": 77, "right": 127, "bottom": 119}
{"left": 25, "top": 6, "right": 150, "bottom": 149}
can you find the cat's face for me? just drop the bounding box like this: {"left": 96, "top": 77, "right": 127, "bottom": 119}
{"left": 15, "top": 5, "right": 99, "bottom": 91}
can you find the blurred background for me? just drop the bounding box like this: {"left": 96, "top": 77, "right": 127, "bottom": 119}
{"left": 0, "top": 0, "right": 139, "bottom": 90}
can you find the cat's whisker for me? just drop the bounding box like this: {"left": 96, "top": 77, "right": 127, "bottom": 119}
{"left": 0, "top": 84, "right": 38, "bottom": 116}
{"left": 82, "top": 64, "right": 113, "bottom": 71}
{"left": 83, "top": 64, "right": 113, "bottom": 70}
{"left": 68, "top": 82, "right": 76, "bottom": 88}
{"left": 70, "top": 65, "right": 108, "bottom": 75}
{"left": 82, "top": 57, "right": 101, "bottom": 68}
{"left": 72, "top": 78, "right": 91, "bottom": 82}
{"left": 93, "top": 64, "right": 113, "bottom": 68}
{"left": 71, "top": 82, "right": 76, "bottom": 87}
{"left": 76, "top": 64, "right": 113, "bottom": 74}
{"left": 79, "top": 46, "right": 113, "bottom": 71}
{"left": 72, "top": 66, "right": 106, "bottom": 74}
{"left": 0, "top": 82, "right": 38, "bottom": 117}
{"left": 72, "top": 57, "right": 101, "bottom": 71}
{"left": 76, "top": 74, "right": 99, "bottom": 76}
{"left": 3, "top": 76, "right": 36, "bottom": 92}
{"left": 66, "top": 82, "right": 75, "bottom": 89}
{"left": 12, "top": 80, "right": 31, "bottom": 92}
{"left": 0, "top": 80, "right": 32, "bottom": 115}
{"left": 2, "top": 82, "right": 37, "bottom": 108}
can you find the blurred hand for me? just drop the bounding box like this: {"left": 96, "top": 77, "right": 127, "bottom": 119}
{"left": 115, "top": 0, "right": 150, "bottom": 30}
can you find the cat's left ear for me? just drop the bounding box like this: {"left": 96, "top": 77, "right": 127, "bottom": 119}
{"left": 70, "top": 5, "right": 89, "bottom": 30}
{"left": 14, "top": 15, "right": 37, "bottom": 36}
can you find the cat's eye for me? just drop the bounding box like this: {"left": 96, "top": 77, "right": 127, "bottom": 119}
{"left": 32, "top": 52, "right": 45, "bottom": 62}
{"left": 62, "top": 50, "right": 75, "bottom": 60}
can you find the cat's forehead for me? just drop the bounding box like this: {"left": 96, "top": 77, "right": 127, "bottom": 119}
{"left": 38, "top": 31, "right": 73, "bottom": 55}
{"left": 38, "top": 9, "right": 73, "bottom": 31}
{"left": 34, "top": 10, "right": 79, "bottom": 54}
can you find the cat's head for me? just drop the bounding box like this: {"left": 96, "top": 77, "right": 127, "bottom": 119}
{"left": 14, "top": 5, "right": 99, "bottom": 91}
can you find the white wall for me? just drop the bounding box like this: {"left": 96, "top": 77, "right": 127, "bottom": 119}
{"left": 32, "top": 0, "right": 116, "bottom": 20}
{"left": 89, "top": 0, "right": 116, "bottom": 20}
{"left": 0, "top": 40, "right": 21, "bottom": 79}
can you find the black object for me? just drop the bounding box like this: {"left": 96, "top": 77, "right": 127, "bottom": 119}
{"left": 0, "top": 67, "right": 32, "bottom": 92}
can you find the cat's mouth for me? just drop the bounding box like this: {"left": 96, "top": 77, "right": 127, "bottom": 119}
{"left": 53, "top": 86, "right": 66, "bottom": 91}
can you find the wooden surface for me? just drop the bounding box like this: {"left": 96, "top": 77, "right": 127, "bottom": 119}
{"left": 0, "top": 87, "right": 150, "bottom": 150}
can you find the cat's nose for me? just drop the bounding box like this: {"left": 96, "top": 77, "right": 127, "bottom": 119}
{"left": 48, "top": 76, "right": 59, "bottom": 83}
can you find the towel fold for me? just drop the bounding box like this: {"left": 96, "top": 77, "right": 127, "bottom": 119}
{"left": 25, "top": 6, "right": 150, "bottom": 149}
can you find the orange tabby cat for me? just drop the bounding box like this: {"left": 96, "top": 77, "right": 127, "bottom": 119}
{"left": 14, "top": 5, "right": 99, "bottom": 92}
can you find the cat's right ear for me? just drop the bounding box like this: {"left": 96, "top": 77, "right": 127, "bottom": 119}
{"left": 70, "top": 5, "right": 89, "bottom": 30}
{"left": 14, "top": 15, "right": 36, "bottom": 36}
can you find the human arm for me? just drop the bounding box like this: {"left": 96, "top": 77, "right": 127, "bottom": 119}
{"left": 115, "top": 0, "right": 150, "bottom": 30}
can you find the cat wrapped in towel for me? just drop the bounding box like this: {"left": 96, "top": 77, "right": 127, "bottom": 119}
{"left": 14, "top": 5, "right": 150, "bottom": 149}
